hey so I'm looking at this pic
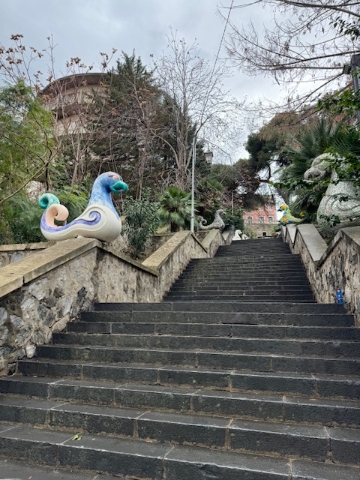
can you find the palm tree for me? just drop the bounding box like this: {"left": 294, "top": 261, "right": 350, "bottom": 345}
{"left": 157, "top": 186, "right": 192, "bottom": 232}
{"left": 277, "top": 117, "right": 345, "bottom": 220}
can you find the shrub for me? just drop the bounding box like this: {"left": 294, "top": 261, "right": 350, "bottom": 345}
{"left": 122, "top": 189, "right": 160, "bottom": 259}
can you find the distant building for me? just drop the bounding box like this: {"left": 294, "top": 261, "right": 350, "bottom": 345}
{"left": 244, "top": 203, "right": 277, "bottom": 237}
{"left": 41, "top": 72, "right": 106, "bottom": 136}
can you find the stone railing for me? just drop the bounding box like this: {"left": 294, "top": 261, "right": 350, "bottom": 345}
{"left": 0, "top": 242, "right": 56, "bottom": 268}
{"left": 0, "top": 230, "right": 230, "bottom": 375}
{"left": 283, "top": 224, "right": 360, "bottom": 325}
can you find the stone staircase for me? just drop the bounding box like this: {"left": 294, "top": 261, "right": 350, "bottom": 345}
{"left": 0, "top": 238, "right": 359, "bottom": 479}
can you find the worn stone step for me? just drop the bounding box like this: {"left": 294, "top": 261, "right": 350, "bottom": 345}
{"left": 52, "top": 333, "right": 360, "bottom": 359}
{"left": 176, "top": 276, "right": 310, "bottom": 285}
{"left": 164, "top": 294, "right": 315, "bottom": 302}
{"left": 216, "top": 245, "right": 289, "bottom": 251}
{"left": 0, "top": 396, "right": 359, "bottom": 464}
{"left": 18, "top": 359, "right": 360, "bottom": 400}
{"left": 214, "top": 252, "right": 295, "bottom": 258}
{"left": 92, "top": 301, "right": 346, "bottom": 315}
{"left": 1, "top": 377, "right": 360, "bottom": 428}
{"left": 177, "top": 271, "right": 309, "bottom": 279}
{"left": 174, "top": 279, "right": 310, "bottom": 287}
{"left": 84, "top": 310, "right": 353, "bottom": 327}
{"left": 215, "top": 252, "right": 294, "bottom": 258}
{"left": 177, "top": 272, "right": 309, "bottom": 280}
{"left": 166, "top": 288, "right": 313, "bottom": 297}
{"left": 0, "top": 458, "right": 116, "bottom": 480}
{"left": 67, "top": 321, "right": 360, "bottom": 341}
{"left": 188, "top": 254, "right": 301, "bottom": 261}
{"left": 185, "top": 258, "right": 303, "bottom": 265}
{"left": 217, "top": 245, "right": 289, "bottom": 252}
{"left": 31, "top": 344, "right": 360, "bottom": 376}
{"left": 184, "top": 262, "right": 304, "bottom": 272}
{"left": 169, "top": 285, "right": 311, "bottom": 293}
{"left": 0, "top": 421, "right": 358, "bottom": 480}
{"left": 186, "top": 258, "right": 303, "bottom": 266}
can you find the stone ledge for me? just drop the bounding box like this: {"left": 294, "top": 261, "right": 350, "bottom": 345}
{"left": 201, "top": 229, "right": 220, "bottom": 251}
{"left": 286, "top": 224, "right": 297, "bottom": 244}
{"left": 0, "top": 237, "right": 98, "bottom": 298}
{"left": 296, "top": 224, "right": 327, "bottom": 265}
{"left": 318, "top": 226, "right": 360, "bottom": 269}
{"left": 143, "top": 231, "right": 194, "bottom": 270}
{"left": 0, "top": 273, "right": 24, "bottom": 298}
{"left": 0, "top": 229, "right": 218, "bottom": 300}
{"left": 284, "top": 223, "right": 360, "bottom": 323}
{"left": 101, "top": 243, "right": 158, "bottom": 277}
{"left": 0, "top": 241, "right": 55, "bottom": 252}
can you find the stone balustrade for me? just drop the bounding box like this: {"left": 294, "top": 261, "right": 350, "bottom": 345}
{"left": 283, "top": 224, "right": 360, "bottom": 325}
{"left": 0, "top": 230, "right": 230, "bottom": 376}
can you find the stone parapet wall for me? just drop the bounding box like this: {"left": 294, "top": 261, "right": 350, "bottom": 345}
{"left": 0, "top": 230, "right": 228, "bottom": 375}
{"left": 0, "top": 242, "right": 55, "bottom": 268}
{"left": 283, "top": 224, "right": 360, "bottom": 325}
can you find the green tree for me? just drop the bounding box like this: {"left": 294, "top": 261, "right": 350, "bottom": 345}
{"left": 0, "top": 81, "right": 55, "bottom": 205}
{"left": 91, "top": 52, "right": 171, "bottom": 199}
{"left": 196, "top": 177, "right": 224, "bottom": 224}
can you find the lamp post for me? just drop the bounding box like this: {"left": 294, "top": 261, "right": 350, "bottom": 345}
{"left": 190, "top": 139, "right": 196, "bottom": 233}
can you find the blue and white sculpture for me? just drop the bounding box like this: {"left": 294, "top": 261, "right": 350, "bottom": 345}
{"left": 39, "top": 172, "right": 128, "bottom": 242}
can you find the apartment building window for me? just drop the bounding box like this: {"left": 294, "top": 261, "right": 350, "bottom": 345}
{"left": 247, "top": 216, "right": 252, "bottom": 224}
{"left": 259, "top": 216, "right": 264, "bottom": 224}
{"left": 268, "top": 216, "right": 273, "bottom": 224}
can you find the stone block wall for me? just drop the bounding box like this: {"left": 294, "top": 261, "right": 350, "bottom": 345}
{"left": 0, "top": 242, "right": 55, "bottom": 268}
{"left": 283, "top": 224, "right": 360, "bottom": 325}
{"left": 0, "top": 230, "right": 228, "bottom": 375}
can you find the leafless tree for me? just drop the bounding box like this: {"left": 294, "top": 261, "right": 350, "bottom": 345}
{"left": 0, "top": 34, "right": 117, "bottom": 188}
{"left": 224, "top": 0, "right": 360, "bottom": 112}
{"left": 154, "top": 31, "right": 245, "bottom": 190}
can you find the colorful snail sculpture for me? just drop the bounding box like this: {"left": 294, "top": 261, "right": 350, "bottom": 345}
{"left": 39, "top": 172, "right": 128, "bottom": 242}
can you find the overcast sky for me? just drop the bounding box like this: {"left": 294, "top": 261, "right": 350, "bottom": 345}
{"left": 0, "top": 0, "right": 284, "bottom": 160}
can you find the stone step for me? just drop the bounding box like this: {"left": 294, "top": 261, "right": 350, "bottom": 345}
{"left": 81, "top": 310, "right": 354, "bottom": 326}
{"left": 68, "top": 321, "right": 360, "bottom": 340}
{"left": 217, "top": 248, "right": 291, "bottom": 252}
{"left": 178, "top": 269, "right": 309, "bottom": 277}
{"left": 32, "top": 344, "right": 360, "bottom": 376}
{"left": 0, "top": 421, "right": 358, "bottom": 480}
{"left": 0, "top": 457, "right": 117, "bottom": 480}
{"left": 52, "top": 333, "right": 360, "bottom": 359}
{"left": 176, "top": 276, "right": 310, "bottom": 284}
{"left": 182, "top": 265, "right": 306, "bottom": 273}
{"left": 0, "top": 396, "right": 359, "bottom": 465}
{"left": 215, "top": 252, "right": 294, "bottom": 257}
{"left": 186, "top": 256, "right": 302, "bottom": 263}
{"left": 90, "top": 301, "right": 350, "bottom": 315}
{"left": 186, "top": 257, "right": 303, "bottom": 265}
{"left": 1, "top": 377, "right": 360, "bottom": 428}
{"left": 18, "top": 359, "right": 360, "bottom": 400}
{"left": 215, "top": 250, "right": 294, "bottom": 257}
{"left": 164, "top": 293, "right": 315, "bottom": 302}
{"left": 166, "top": 286, "right": 312, "bottom": 295}
{"left": 174, "top": 279, "right": 310, "bottom": 287}
{"left": 178, "top": 273, "right": 308, "bottom": 282}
